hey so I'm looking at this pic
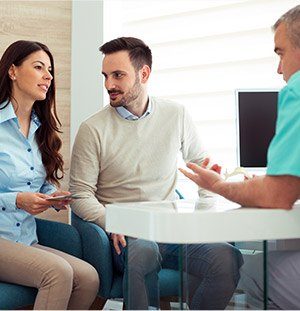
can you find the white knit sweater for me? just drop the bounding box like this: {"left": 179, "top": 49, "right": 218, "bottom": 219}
{"left": 70, "top": 97, "right": 207, "bottom": 229}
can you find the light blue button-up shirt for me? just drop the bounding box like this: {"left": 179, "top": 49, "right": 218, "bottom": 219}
{"left": 115, "top": 99, "right": 152, "bottom": 120}
{"left": 0, "top": 101, "right": 56, "bottom": 245}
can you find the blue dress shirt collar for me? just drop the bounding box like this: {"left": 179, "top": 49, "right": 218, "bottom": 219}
{"left": 0, "top": 101, "right": 41, "bottom": 130}
{"left": 0, "top": 101, "right": 16, "bottom": 124}
{"left": 115, "top": 98, "right": 152, "bottom": 120}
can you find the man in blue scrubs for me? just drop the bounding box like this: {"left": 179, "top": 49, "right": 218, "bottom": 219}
{"left": 180, "top": 5, "right": 300, "bottom": 308}
{"left": 180, "top": 5, "right": 300, "bottom": 216}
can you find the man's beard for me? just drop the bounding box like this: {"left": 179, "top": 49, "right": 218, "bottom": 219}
{"left": 109, "top": 78, "right": 142, "bottom": 107}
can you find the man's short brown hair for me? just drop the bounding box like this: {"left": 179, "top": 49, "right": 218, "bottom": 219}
{"left": 99, "top": 37, "right": 152, "bottom": 71}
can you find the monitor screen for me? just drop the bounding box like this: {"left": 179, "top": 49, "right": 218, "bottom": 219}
{"left": 236, "top": 90, "right": 278, "bottom": 168}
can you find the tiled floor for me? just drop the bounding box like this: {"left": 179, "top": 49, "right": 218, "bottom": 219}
{"left": 103, "top": 293, "right": 248, "bottom": 310}
{"left": 103, "top": 299, "right": 123, "bottom": 310}
{"left": 103, "top": 299, "right": 186, "bottom": 310}
{"left": 226, "top": 292, "right": 249, "bottom": 310}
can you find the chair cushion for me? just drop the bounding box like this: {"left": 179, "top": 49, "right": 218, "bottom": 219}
{"left": 159, "top": 269, "right": 180, "bottom": 297}
{"left": 71, "top": 213, "right": 113, "bottom": 298}
{"left": 36, "top": 218, "right": 82, "bottom": 258}
{"left": 107, "top": 269, "right": 180, "bottom": 299}
{"left": 0, "top": 282, "right": 37, "bottom": 309}
{"left": 109, "top": 274, "right": 123, "bottom": 298}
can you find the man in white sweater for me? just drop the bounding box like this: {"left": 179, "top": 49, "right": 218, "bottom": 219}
{"left": 70, "top": 37, "right": 243, "bottom": 309}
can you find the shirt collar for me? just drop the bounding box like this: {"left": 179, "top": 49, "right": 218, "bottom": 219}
{"left": 287, "top": 70, "right": 300, "bottom": 85}
{"left": 31, "top": 110, "right": 41, "bottom": 127}
{"left": 0, "top": 101, "right": 41, "bottom": 127}
{"left": 115, "top": 98, "right": 152, "bottom": 120}
{"left": 0, "top": 101, "right": 17, "bottom": 124}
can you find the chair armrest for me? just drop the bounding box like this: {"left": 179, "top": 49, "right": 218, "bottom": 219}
{"left": 35, "top": 218, "right": 82, "bottom": 258}
{"left": 71, "top": 213, "right": 113, "bottom": 297}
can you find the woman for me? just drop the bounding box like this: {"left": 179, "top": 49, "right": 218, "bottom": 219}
{"left": 0, "top": 40, "right": 99, "bottom": 309}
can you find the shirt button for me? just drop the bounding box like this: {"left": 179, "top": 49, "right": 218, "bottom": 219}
{"left": 27, "top": 148, "right": 32, "bottom": 152}
{"left": 27, "top": 182, "right": 31, "bottom": 185}
{"left": 30, "top": 167, "right": 34, "bottom": 170}
{"left": 16, "top": 223, "right": 20, "bottom": 227}
{"left": 2, "top": 207, "right": 6, "bottom": 211}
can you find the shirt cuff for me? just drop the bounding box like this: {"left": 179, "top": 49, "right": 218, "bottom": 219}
{"left": 0, "top": 192, "right": 19, "bottom": 211}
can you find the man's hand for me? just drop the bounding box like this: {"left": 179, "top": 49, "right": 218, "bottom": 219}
{"left": 179, "top": 162, "right": 224, "bottom": 192}
{"left": 110, "top": 233, "right": 127, "bottom": 255}
{"left": 201, "top": 157, "right": 222, "bottom": 174}
{"left": 16, "top": 192, "right": 53, "bottom": 215}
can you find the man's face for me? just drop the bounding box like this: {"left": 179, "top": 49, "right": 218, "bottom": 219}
{"left": 274, "top": 22, "right": 300, "bottom": 82}
{"left": 102, "top": 51, "right": 143, "bottom": 107}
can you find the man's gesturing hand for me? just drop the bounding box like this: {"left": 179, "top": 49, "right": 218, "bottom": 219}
{"left": 110, "top": 233, "right": 127, "bottom": 255}
{"left": 179, "top": 162, "right": 224, "bottom": 192}
{"left": 201, "top": 157, "right": 222, "bottom": 174}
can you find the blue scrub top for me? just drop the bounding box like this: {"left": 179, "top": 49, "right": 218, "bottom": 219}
{"left": 267, "top": 70, "right": 300, "bottom": 177}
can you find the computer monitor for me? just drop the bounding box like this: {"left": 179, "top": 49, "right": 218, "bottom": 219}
{"left": 236, "top": 90, "right": 278, "bottom": 169}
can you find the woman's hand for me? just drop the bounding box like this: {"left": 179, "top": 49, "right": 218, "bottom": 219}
{"left": 16, "top": 192, "right": 53, "bottom": 215}
{"left": 48, "top": 190, "right": 71, "bottom": 210}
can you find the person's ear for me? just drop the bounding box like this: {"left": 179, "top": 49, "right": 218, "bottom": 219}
{"left": 8, "top": 64, "right": 17, "bottom": 81}
{"left": 140, "top": 65, "right": 151, "bottom": 83}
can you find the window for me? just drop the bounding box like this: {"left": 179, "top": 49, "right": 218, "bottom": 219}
{"left": 103, "top": 0, "right": 298, "bottom": 198}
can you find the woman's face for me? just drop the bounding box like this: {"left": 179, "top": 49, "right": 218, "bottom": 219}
{"left": 10, "top": 50, "right": 53, "bottom": 103}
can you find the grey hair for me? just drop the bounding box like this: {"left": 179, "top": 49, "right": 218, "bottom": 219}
{"left": 272, "top": 5, "right": 300, "bottom": 48}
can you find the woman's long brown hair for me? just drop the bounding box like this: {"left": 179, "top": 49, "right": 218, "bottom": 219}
{"left": 0, "top": 40, "right": 64, "bottom": 186}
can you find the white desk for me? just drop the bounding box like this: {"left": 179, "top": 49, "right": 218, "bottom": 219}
{"left": 106, "top": 197, "right": 300, "bottom": 244}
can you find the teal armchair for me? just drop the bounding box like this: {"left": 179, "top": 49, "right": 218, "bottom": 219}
{"left": 0, "top": 218, "right": 82, "bottom": 310}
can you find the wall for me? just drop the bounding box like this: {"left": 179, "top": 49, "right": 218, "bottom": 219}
{"left": 0, "top": 1, "right": 104, "bottom": 223}
{"left": 0, "top": 1, "right": 72, "bottom": 222}
{"left": 71, "top": 0, "right": 103, "bottom": 146}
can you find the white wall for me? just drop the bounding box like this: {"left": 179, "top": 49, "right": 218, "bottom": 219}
{"left": 71, "top": 0, "right": 104, "bottom": 147}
